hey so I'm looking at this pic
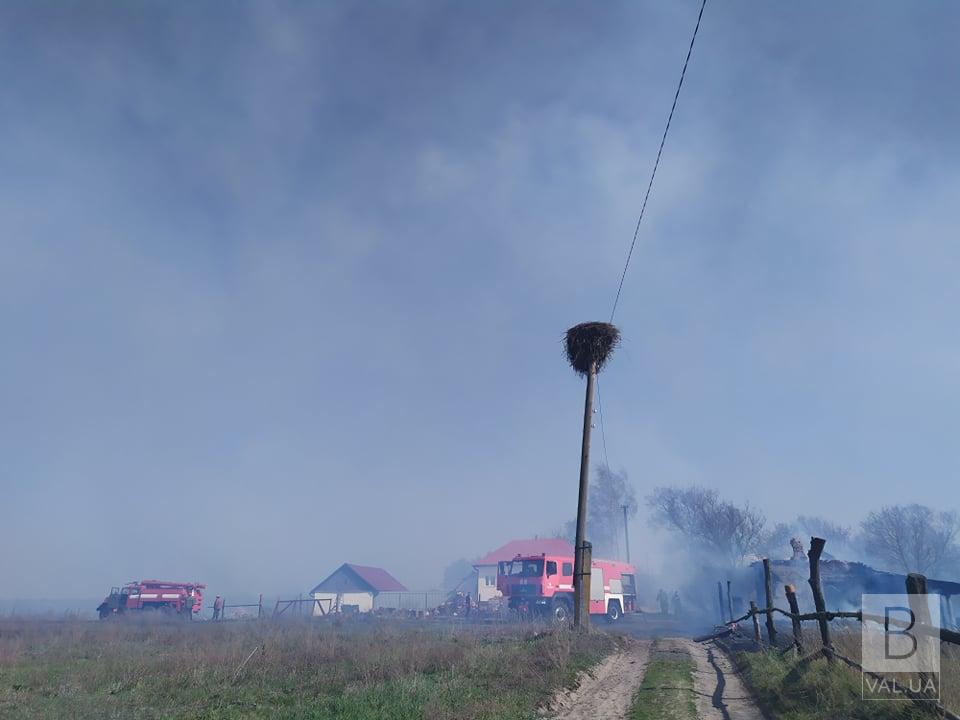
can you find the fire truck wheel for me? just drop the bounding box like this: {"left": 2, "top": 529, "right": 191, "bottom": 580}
{"left": 550, "top": 598, "right": 572, "bottom": 624}
{"left": 605, "top": 600, "right": 622, "bottom": 622}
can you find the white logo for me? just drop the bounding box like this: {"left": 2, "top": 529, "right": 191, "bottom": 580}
{"left": 861, "top": 593, "right": 941, "bottom": 701}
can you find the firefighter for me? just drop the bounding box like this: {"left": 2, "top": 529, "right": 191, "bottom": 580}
{"left": 657, "top": 589, "right": 669, "bottom": 615}
{"left": 671, "top": 591, "right": 682, "bottom": 616}
{"left": 183, "top": 592, "right": 196, "bottom": 620}
{"left": 212, "top": 595, "right": 223, "bottom": 621}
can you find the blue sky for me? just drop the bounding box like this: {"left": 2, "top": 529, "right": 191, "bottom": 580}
{"left": 2, "top": 1, "right": 960, "bottom": 599}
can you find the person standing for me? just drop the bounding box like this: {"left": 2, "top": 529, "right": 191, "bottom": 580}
{"left": 671, "top": 591, "right": 682, "bottom": 616}
{"left": 657, "top": 589, "right": 669, "bottom": 615}
{"left": 213, "top": 595, "right": 223, "bottom": 621}
{"left": 182, "top": 591, "right": 196, "bottom": 620}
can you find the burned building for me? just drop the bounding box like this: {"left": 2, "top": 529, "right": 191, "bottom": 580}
{"left": 748, "top": 558, "right": 960, "bottom": 628}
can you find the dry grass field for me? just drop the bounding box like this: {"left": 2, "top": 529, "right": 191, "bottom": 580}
{"left": 0, "top": 617, "right": 617, "bottom": 720}
{"left": 735, "top": 624, "right": 959, "bottom": 720}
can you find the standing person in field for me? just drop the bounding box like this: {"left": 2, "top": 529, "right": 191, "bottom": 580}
{"left": 182, "top": 591, "right": 195, "bottom": 620}
{"left": 465, "top": 592, "right": 472, "bottom": 617}
{"left": 657, "top": 589, "right": 669, "bottom": 615}
{"left": 213, "top": 595, "right": 223, "bottom": 621}
{"left": 671, "top": 591, "right": 682, "bottom": 616}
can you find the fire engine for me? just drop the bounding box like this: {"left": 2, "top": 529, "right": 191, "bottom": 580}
{"left": 97, "top": 580, "right": 205, "bottom": 619}
{"left": 498, "top": 554, "right": 636, "bottom": 622}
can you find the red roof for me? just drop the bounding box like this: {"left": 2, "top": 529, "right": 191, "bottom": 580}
{"left": 343, "top": 563, "right": 408, "bottom": 592}
{"left": 474, "top": 538, "right": 574, "bottom": 567}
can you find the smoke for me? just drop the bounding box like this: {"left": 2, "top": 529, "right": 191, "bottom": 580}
{"left": 3, "top": 1, "right": 960, "bottom": 607}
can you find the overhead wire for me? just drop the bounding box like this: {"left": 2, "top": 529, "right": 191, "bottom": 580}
{"left": 599, "top": 0, "right": 708, "bottom": 470}
{"left": 596, "top": 377, "right": 610, "bottom": 469}
{"left": 609, "top": 0, "right": 708, "bottom": 324}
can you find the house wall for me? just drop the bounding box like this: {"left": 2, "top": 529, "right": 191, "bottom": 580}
{"left": 312, "top": 591, "right": 373, "bottom": 615}
{"left": 475, "top": 564, "right": 500, "bottom": 603}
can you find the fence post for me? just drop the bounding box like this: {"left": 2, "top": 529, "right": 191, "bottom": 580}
{"left": 785, "top": 584, "right": 804, "bottom": 654}
{"left": 717, "top": 581, "right": 725, "bottom": 624}
{"left": 906, "top": 573, "right": 932, "bottom": 694}
{"left": 727, "top": 580, "right": 735, "bottom": 623}
{"left": 762, "top": 558, "right": 777, "bottom": 644}
{"left": 906, "top": 572, "right": 928, "bottom": 597}
{"left": 749, "top": 601, "right": 762, "bottom": 643}
{"left": 808, "top": 537, "right": 833, "bottom": 662}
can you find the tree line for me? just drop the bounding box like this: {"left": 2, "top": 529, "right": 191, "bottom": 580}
{"left": 648, "top": 485, "right": 960, "bottom": 577}
{"left": 440, "top": 471, "right": 958, "bottom": 589}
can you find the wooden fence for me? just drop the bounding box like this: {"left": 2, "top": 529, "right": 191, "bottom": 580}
{"left": 704, "top": 537, "right": 960, "bottom": 720}
{"left": 373, "top": 591, "right": 449, "bottom": 612}
{"left": 273, "top": 596, "right": 336, "bottom": 617}
{"left": 206, "top": 594, "right": 264, "bottom": 620}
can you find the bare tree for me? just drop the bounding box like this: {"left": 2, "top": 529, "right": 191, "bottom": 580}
{"left": 589, "top": 465, "right": 637, "bottom": 558}
{"left": 861, "top": 504, "right": 960, "bottom": 576}
{"left": 796, "top": 516, "right": 852, "bottom": 547}
{"left": 647, "top": 486, "right": 766, "bottom": 567}
{"left": 558, "top": 465, "right": 637, "bottom": 559}
{"left": 759, "top": 522, "right": 796, "bottom": 559}
{"left": 442, "top": 558, "right": 476, "bottom": 590}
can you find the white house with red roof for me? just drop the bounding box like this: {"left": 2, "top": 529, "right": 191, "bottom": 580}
{"left": 310, "top": 563, "right": 408, "bottom": 614}
{"left": 472, "top": 538, "right": 574, "bottom": 602}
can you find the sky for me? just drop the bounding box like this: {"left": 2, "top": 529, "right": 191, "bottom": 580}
{"left": 2, "top": 1, "right": 960, "bottom": 602}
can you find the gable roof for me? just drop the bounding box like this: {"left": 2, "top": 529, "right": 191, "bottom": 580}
{"left": 310, "top": 563, "right": 408, "bottom": 594}
{"left": 474, "top": 538, "right": 574, "bottom": 567}
{"left": 345, "top": 564, "right": 408, "bottom": 592}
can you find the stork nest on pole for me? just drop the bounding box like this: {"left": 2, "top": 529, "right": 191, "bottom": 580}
{"left": 564, "top": 322, "right": 620, "bottom": 376}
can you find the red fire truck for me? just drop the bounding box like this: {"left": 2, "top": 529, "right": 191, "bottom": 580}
{"left": 97, "top": 580, "right": 205, "bottom": 619}
{"left": 498, "top": 554, "right": 636, "bottom": 622}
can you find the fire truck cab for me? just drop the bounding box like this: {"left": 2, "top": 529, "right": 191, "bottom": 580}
{"left": 497, "top": 553, "right": 636, "bottom": 623}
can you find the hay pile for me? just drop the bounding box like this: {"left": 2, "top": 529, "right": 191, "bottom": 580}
{"left": 564, "top": 322, "right": 620, "bottom": 376}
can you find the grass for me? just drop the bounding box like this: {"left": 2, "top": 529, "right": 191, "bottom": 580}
{"left": 733, "top": 626, "right": 959, "bottom": 720}
{"left": 0, "top": 617, "right": 617, "bottom": 719}
{"left": 628, "top": 643, "right": 696, "bottom": 720}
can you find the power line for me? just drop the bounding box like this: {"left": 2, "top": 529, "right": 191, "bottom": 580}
{"left": 596, "top": 376, "right": 610, "bottom": 469}
{"left": 609, "top": 0, "right": 708, "bottom": 323}
{"left": 599, "top": 0, "right": 708, "bottom": 477}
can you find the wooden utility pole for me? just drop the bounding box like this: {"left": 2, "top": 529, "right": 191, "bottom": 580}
{"left": 621, "top": 504, "right": 631, "bottom": 563}
{"left": 564, "top": 321, "right": 619, "bottom": 630}
{"left": 573, "top": 360, "right": 597, "bottom": 629}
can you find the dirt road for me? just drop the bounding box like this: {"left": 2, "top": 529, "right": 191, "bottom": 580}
{"left": 541, "top": 639, "right": 651, "bottom": 720}
{"left": 543, "top": 635, "right": 763, "bottom": 720}
{"left": 667, "top": 637, "right": 765, "bottom": 720}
